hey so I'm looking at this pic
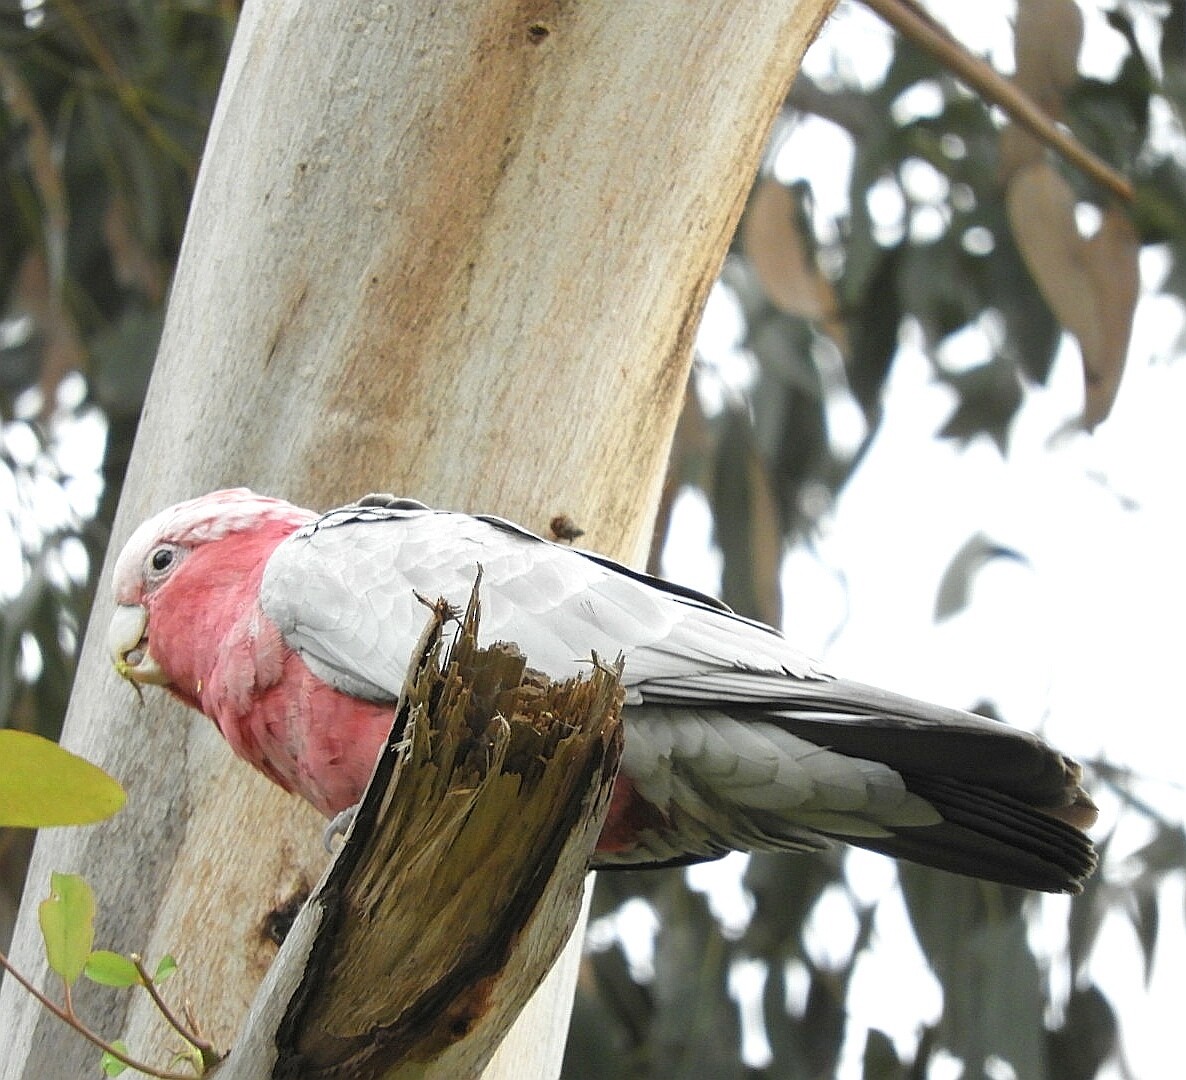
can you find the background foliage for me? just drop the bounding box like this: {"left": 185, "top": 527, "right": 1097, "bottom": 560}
{"left": 1, "top": 2, "right": 1182, "bottom": 1077}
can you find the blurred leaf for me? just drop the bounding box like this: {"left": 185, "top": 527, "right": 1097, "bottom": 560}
{"left": 881, "top": 31, "right": 947, "bottom": 101}
{"left": 712, "top": 409, "right": 783, "bottom": 626}
{"left": 1163, "top": 0, "right": 1186, "bottom": 70}
{"left": 585, "top": 943, "right": 653, "bottom": 1051}
{"left": 1129, "top": 823, "right": 1186, "bottom": 876}
{"left": 1080, "top": 207, "right": 1139, "bottom": 428}
{"left": 748, "top": 311, "right": 817, "bottom": 394}
{"left": 1135, "top": 156, "right": 1186, "bottom": 250}
{"left": 801, "top": 968, "right": 847, "bottom": 1077}
{"left": 1066, "top": 831, "right": 1114, "bottom": 980}
{"left": 0, "top": 730, "right": 126, "bottom": 827}
{"left": 1047, "top": 986, "right": 1117, "bottom": 1080}
{"left": 934, "top": 533, "right": 1027, "bottom": 620}
{"left": 842, "top": 129, "right": 896, "bottom": 310}
{"left": 0, "top": 311, "right": 43, "bottom": 391}
{"left": 743, "top": 314, "right": 831, "bottom": 541}
{"left": 742, "top": 850, "right": 836, "bottom": 958}
{"left": 760, "top": 956, "right": 852, "bottom": 1079}
{"left": 963, "top": 915, "right": 1048, "bottom": 1078}
{"left": 936, "top": 357, "right": 1023, "bottom": 451}
{"left": 744, "top": 179, "right": 830, "bottom": 322}
{"left": 1006, "top": 159, "right": 1099, "bottom": 346}
{"left": 900, "top": 239, "right": 980, "bottom": 345}
{"left": 1131, "top": 887, "right": 1159, "bottom": 985}
{"left": 846, "top": 243, "right": 902, "bottom": 428}
{"left": 38, "top": 871, "right": 95, "bottom": 985}
{"left": 1015, "top": 0, "right": 1084, "bottom": 115}
{"left": 89, "top": 306, "right": 163, "bottom": 419}
{"left": 562, "top": 953, "right": 643, "bottom": 1080}
{"left": 650, "top": 882, "right": 744, "bottom": 1080}
{"left": 863, "top": 1028, "right": 904, "bottom": 1080}
{"left": 1069, "top": 12, "right": 1152, "bottom": 170}
{"left": 899, "top": 867, "right": 986, "bottom": 987}
{"left": 84, "top": 949, "right": 142, "bottom": 988}
{"left": 772, "top": 376, "right": 830, "bottom": 536}
{"left": 761, "top": 963, "right": 810, "bottom": 1079}
{"left": 900, "top": 866, "right": 1043, "bottom": 1077}
{"left": 985, "top": 224, "right": 1061, "bottom": 384}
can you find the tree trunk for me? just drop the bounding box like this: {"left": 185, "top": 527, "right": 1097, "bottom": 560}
{"left": 0, "top": 2, "right": 833, "bottom": 1076}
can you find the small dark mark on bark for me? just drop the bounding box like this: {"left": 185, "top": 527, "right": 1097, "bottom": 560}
{"left": 263, "top": 887, "right": 311, "bottom": 946}
{"left": 549, "top": 514, "right": 584, "bottom": 542}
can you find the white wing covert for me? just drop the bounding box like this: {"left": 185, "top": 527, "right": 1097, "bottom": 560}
{"left": 260, "top": 502, "right": 830, "bottom": 706}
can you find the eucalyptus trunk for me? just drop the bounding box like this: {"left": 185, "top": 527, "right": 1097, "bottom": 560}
{"left": 0, "top": 2, "right": 834, "bottom": 1076}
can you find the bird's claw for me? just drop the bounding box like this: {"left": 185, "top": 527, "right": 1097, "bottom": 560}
{"left": 323, "top": 804, "right": 359, "bottom": 853}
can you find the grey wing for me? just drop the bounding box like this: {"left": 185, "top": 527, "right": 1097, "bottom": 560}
{"left": 260, "top": 501, "right": 832, "bottom": 702}
{"left": 260, "top": 501, "right": 1096, "bottom": 892}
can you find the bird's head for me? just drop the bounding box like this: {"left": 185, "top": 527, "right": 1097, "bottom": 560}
{"left": 108, "top": 488, "right": 316, "bottom": 692}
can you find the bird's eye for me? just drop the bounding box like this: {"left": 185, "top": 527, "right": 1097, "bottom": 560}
{"left": 149, "top": 546, "right": 176, "bottom": 575}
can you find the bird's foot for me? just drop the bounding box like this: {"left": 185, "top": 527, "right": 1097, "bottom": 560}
{"left": 323, "top": 804, "right": 359, "bottom": 853}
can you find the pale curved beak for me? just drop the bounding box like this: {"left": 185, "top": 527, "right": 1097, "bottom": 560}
{"left": 108, "top": 604, "right": 167, "bottom": 685}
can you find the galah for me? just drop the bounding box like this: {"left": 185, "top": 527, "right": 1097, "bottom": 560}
{"left": 108, "top": 489, "right": 1097, "bottom": 892}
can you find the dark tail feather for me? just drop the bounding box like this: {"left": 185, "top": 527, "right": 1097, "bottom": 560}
{"left": 829, "top": 774, "right": 1098, "bottom": 893}
{"left": 766, "top": 679, "right": 1099, "bottom": 892}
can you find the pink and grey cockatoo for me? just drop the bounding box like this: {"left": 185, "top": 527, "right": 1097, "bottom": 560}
{"left": 108, "top": 489, "right": 1097, "bottom": 892}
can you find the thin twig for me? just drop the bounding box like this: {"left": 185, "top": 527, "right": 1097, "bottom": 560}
{"left": 0, "top": 951, "right": 195, "bottom": 1080}
{"left": 130, "top": 954, "right": 222, "bottom": 1069}
{"left": 863, "top": 0, "right": 1134, "bottom": 201}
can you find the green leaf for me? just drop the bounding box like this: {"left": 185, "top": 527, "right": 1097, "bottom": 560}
{"left": 101, "top": 1040, "right": 130, "bottom": 1077}
{"left": 38, "top": 872, "right": 96, "bottom": 985}
{"left": 0, "top": 731, "right": 126, "bottom": 828}
{"left": 154, "top": 954, "right": 178, "bottom": 984}
{"left": 85, "top": 950, "right": 143, "bottom": 988}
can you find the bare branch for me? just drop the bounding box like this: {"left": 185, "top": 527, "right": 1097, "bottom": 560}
{"left": 864, "top": 0, "right": 1134, "bottom": 201}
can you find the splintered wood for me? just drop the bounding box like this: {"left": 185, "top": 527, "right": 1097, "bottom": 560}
{"left": 273, "top": 582, "right": 624, "bottom": 1079}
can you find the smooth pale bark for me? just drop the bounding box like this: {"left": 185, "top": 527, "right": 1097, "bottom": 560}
{"left": 0, "top": 2, "right": 833, "bottom": 1077}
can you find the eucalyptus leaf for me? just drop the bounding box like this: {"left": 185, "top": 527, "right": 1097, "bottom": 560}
{"left": 38, "top": 872, "right": 96, "bottom": 985}
{"left": 154, "top": 954, "right": 179, "bottom": 984}
{"left": 101, "top": 1041, "right": 131, "bottom": 1077}
{"left": 84, "top": 950, "right": 143, "bottom": 988}
{"left": 0, "top": 730, "right": 126, "bottom": 828}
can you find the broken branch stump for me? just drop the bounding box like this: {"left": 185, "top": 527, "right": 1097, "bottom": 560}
{"left": 220, "top": 582, "right": 624, "bottom": 1079}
